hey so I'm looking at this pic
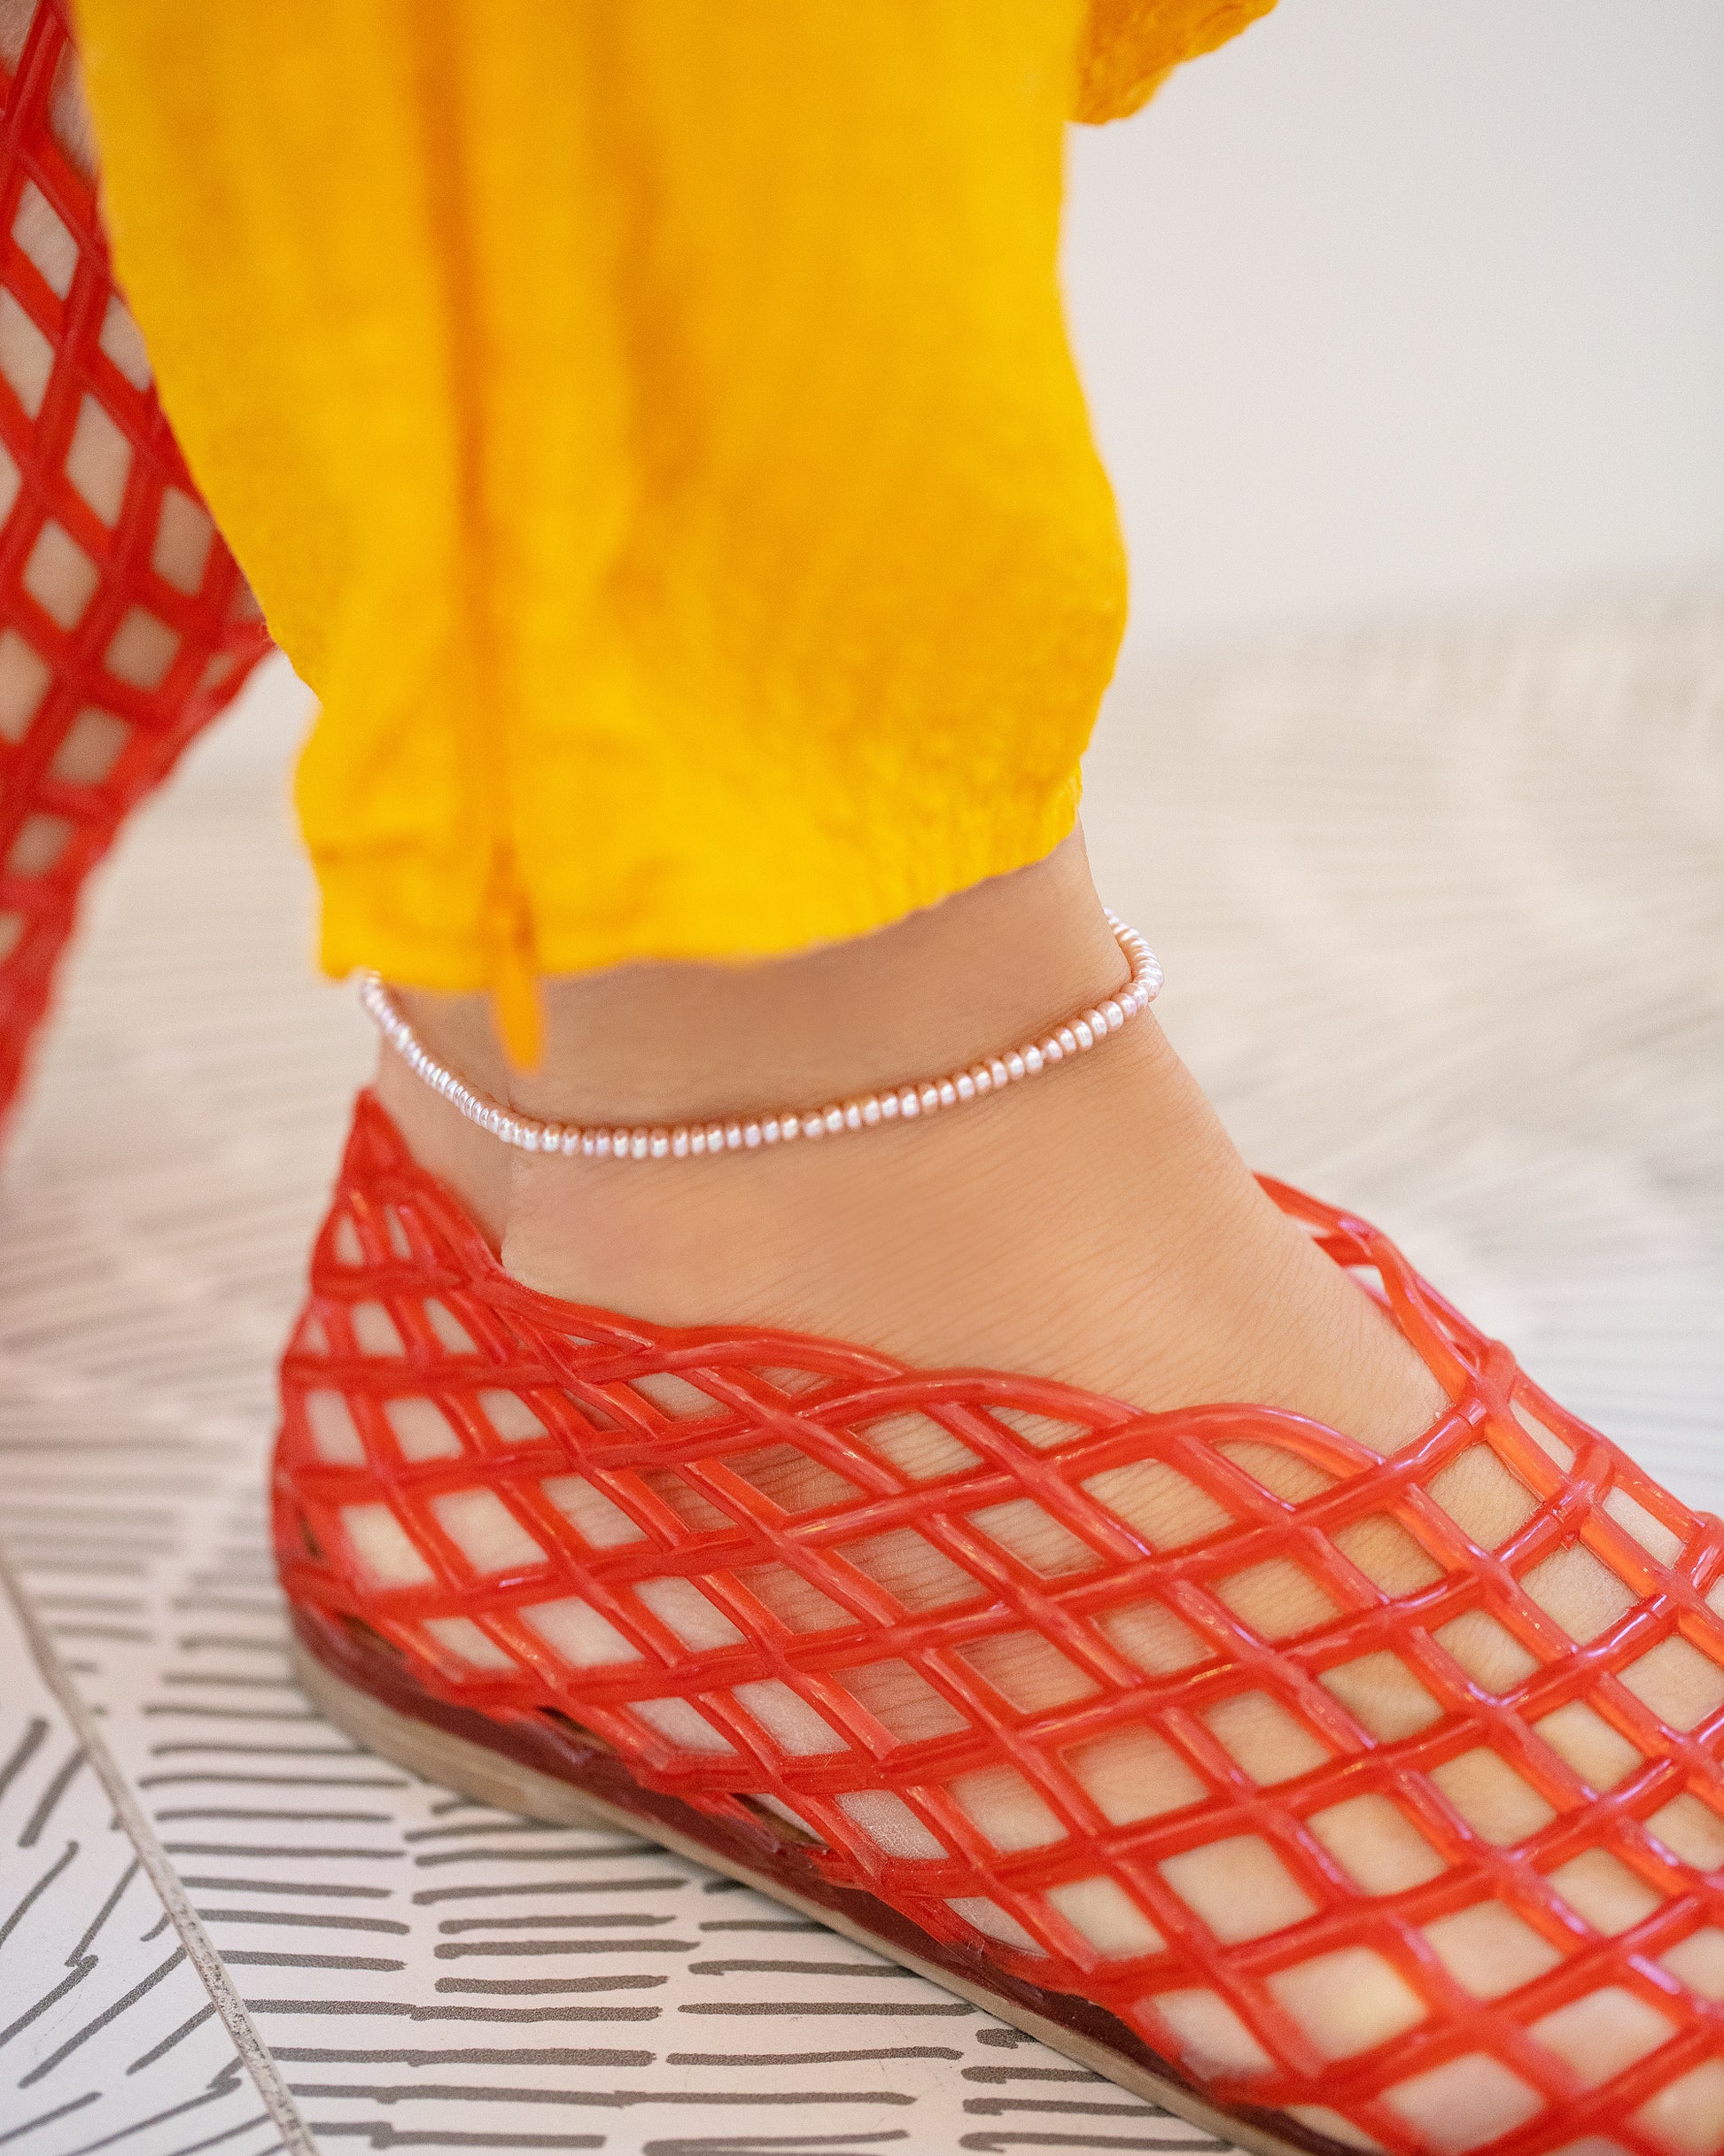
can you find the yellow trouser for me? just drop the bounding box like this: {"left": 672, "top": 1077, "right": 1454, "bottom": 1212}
{"left": 79, "top": 0, "right": 1270, "bottom": 1050}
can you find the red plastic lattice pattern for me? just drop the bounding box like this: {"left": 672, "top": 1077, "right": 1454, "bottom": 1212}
{"left": 276, "top": 1093, "right": 1724, "bottom": 2156}
{"left": 0, "top": 1, "right": 270, "bottom": 1125}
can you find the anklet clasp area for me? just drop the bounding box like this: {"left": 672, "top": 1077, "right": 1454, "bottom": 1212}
{"left": 357, "top": 910, "right": 1161, "bottom": 1162}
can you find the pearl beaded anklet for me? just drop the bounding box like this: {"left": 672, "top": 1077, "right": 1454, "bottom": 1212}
{"left": 358, "top": 911, "right": 1161, "bottom": 1163}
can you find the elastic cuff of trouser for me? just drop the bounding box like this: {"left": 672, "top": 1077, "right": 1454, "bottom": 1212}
{"left": 315, "top": 786, "right": 1083, "bottom": 1017}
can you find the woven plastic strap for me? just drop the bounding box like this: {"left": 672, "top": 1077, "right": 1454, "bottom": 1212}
{"left": 0, "top": 2, "right": 269, "bottom": 1125}
{"left": 276, "top": 1094, "right": 1724, "bottom": 2156}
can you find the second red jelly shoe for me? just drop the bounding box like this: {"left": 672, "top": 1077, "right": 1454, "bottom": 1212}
{"left": 0, "top": 2, "right": 270, "bottom": 1132}
{"left": 277, "top": 1090, "right": 1724, "bottom": 2156}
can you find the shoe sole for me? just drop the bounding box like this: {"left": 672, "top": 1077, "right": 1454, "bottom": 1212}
{"left": 291, "top": 1629, "right": 1338, "bottom": 2156}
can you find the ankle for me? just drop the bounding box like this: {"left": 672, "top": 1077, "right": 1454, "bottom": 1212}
{"left": 515, "top": 829, "right": 1124, "bottom": 1128}
{"left": 377, "top": 826, "right": 1127, "bottom": 1262}
{"left": 371, "top": 830, "right": 1447, "bottom": 1453}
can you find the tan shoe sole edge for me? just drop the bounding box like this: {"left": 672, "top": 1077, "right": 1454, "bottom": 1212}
{"left": 291, "top": 1634, "right": 1330, "bottom": 2156}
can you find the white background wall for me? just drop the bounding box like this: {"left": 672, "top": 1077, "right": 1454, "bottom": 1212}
{"left": 1063, "top": 0, "right": 1724, "bottom": 658}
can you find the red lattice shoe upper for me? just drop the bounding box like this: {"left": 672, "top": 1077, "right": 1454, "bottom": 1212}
{"left": 0, "top": 3, "right": 270, "bottom": 1123}
{"left": 276, "top": 1094, "right": 1724, "bottom": 2156}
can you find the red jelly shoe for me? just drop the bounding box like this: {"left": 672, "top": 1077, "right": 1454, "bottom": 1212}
{"left": 279, "top": 1093, "right": 1724, "bottom": 2156}
{"left": 0, "top": 2, "right": 270, "bottom": 1131}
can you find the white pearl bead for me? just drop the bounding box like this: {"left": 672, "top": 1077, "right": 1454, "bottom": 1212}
{"left": 744, "top": 1122, "right": 763, "bottom": 1148}
{"left": 630, "top": 1132, "right": 649, "bottom": 1161}
{"left": 580, "top": 1132, "right": 596, "bottom": 1157}
{"left": 1006, "top": 1052, "right": 1025, "bottom": 1081}
{"left": 900, "top": 1090, "right": 920, "bottom": 1117}
{"left": 825, "top": 1106, "right": 845, "bottom": 1134}
{"left": 881, "top": 1094, "right": 900, "bottom": 1120}
{"left": 955, "top": 1073, "right": 975, "bottom": 1101}
{"left": 595, "top": 1132, "right": 612, "bottom": 1158}
{"left": 918, "top": 1084, "right": 939, "bottom": 1113}
{"left": 990, "top": 1058, "right": 1011, "bottom": 1089}
{"left": 937, "top": 1079, "right": 957, "bottom": 1107}
{"left": 1073, "top": 1020, "right": 1094, "bottom": 1051}
{"left": 690, "top": 1128, "right": 707, "bottom": 1154}
{"left": 672, "top": 1129, "right": 690, "bottom": 1158}
{"left": 804, "top": 1113, "right": 826, "bottom": 1138}
{"left": 1057, "top": 1027, "right": 1078, "bottom": 1055}
{"left": 1102, "top": 1000, "right": 1123, "bottom": 1030}
{"left": 861, "top": 1096, "right": 881, "bottom": 1125}
{"left": 725, "top": 1123, "right": 743, "bottom": 1151}
{"left": 649, "top": 1131, "right": 670, "bottom": 1159}
{"left": 763, "top": 1117, "right": 780, "bottom": 1144}
{"left": 780, "top": 1115, "right": 800, "bottom": 1140}
{"left": 1023, "top": 1047, "right": 1044, "bottom": 1077}
{"left": 707, "top": 1124, "right": 726, "bottom": 1152}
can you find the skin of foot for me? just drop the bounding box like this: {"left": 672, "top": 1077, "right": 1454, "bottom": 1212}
{"left": 381, "top": 830, "right": 1442, "bottom": 1445}
{"left": 370, "top": 826, "right": 1711, "bottom": 2046}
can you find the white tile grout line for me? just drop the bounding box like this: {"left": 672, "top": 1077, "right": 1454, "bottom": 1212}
{"left": 0, "top": 1541, "right": 319, "bottom": 2155}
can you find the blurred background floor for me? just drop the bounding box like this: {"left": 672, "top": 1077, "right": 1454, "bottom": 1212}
{"left": 0, "top": 583, "right": 1719, "bottom": 2150}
